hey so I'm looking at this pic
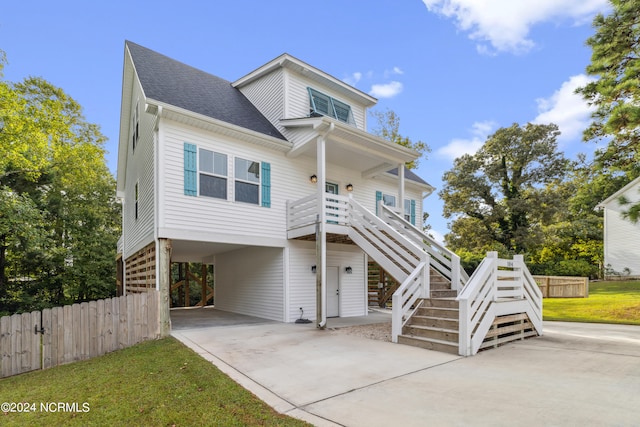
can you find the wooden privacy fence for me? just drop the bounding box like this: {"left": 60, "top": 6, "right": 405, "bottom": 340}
{"left": 533, "top": 275, "right": 589, "bottom": 298}
{"left": 0, "top": 291, "right": 159, "bottom": 378}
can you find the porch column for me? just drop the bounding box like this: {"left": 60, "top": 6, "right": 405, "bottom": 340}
{"left": 316, "top": 135, "right": 327, "bottom": 329}
{"left": 398, "top": 163, "right": 405, "bottom": 215}
{"left": 157, "top": 238, "right": 172, "bottom": 337}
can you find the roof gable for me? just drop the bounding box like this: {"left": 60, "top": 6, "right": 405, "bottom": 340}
{"left": 125, "top": 41, "right": 286, "bottom": 141}
{"left": 599, "top": 175, "right": 640, "bottom": 209}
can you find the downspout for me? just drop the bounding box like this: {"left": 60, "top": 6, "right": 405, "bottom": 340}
{"left": 398, "top": 163, "right": 405, "bottom": 215}
{"left": 316, "top": 122, "right": 334, "bottom": 329}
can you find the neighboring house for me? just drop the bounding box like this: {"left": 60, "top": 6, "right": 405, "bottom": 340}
{"left": 117, "top": 41, "right": 433, "bottom": 325}
{"left": 597, "top": 176, "right": 640, "bottom": 279}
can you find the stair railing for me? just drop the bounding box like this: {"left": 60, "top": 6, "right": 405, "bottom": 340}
{"left": 348, "top": 196, "right": 427, "bottom": 286}
{"left": 391, "top": 261, "right": 428, "bottom": 343}
{"left": 378, "top": 204, "right": 468, "bottom": 291}
{"left": 457, "top": 252, "right": 543, "bottom": 356}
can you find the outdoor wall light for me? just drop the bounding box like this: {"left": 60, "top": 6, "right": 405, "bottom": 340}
{"left": 310, "top": 174, "right": 318, "bottom": 183}
{"left": 345, "top": 183, "right": 353, "bottom": 192}
{"left": 311, "top": 265, "right": 316, "bottom": 273}
{"left": 345, "top": 266, "right": 353, "bottom": 274}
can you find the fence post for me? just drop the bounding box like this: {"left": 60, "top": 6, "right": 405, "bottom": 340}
{"left": 451, "top": 253, "right": 461, "bottom": 291}
{"left": 487, "top": 251, "right": 498, "bottom": 302}
{"left": 514, "top": 255, "right": 524, "bottom": 298}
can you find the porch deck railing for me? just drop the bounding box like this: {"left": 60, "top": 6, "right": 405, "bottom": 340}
{"left": 457, "top": 252, "right": 543, "bottom": 356}
{"left": 286, "top": 192, "right": 351, "bottom": 230}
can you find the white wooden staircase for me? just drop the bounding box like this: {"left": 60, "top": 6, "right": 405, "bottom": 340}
{"left": 288, "top": 193, "right": 543, "bottom": 356}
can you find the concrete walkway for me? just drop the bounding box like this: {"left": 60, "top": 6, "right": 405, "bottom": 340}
{"left": 172, "top": 317, "right": 640, "bottom": 426}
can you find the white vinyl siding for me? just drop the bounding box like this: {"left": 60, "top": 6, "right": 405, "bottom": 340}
{"left": 286, "top": 241, "right": 366, "bottom": 322}
{"left": 285, "top": 72, "right": 366, "bottom": 130}
{"left": 602, "top": 181, "right": 640, "bottom": 277}
{"left": 158, "top": 119, "right": 424, "bottom": 245}
{"left": 238, "top": 67, "right": 367, "bottom": 140}
{"left": 215, "top": 246, "right": 284, "bottom": 321}
{"left": 122, "top": 82, "right": 155, "bottom": 258}
{"left": 235, "top": 68, "right": 285, "bottom": 134}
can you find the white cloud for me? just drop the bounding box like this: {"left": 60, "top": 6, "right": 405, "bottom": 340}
{"left": 533, "top": 74, "right": 595, "bottom": 142}
{"left": 343, "top": 71, "right": 362, "bottom": 86}
{"left": 437, "top": 120, "right": 497, "bottom": 160}
{"left": 369, "top": 81, "right": 403, "bottom": 98}
{"left": 422, "top": 0, "right": 609, "bottom": 54}
{"left": 384, "top": 66, "right": 404, "bottom": 78}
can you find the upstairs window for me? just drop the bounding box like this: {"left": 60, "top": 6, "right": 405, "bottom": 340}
{"left": 134, "top": 182, "right": 139, "bottom": 220}
{"left": 132, "top": 100, "right": 139, "bottom": 151}
{"left": 184, "top": 142, "right": 271, "bottom": 208}
{"left": 308, "top": 88, "right": 355, "bottom": 125}
{"left": 234, "top": 157, "right": 260, "bottom": 204}
{"left": 199, "top": 148, "right": 227, "bottom": 200}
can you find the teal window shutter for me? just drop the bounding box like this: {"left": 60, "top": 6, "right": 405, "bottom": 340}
{"left": 261, "top": 162, "right": 271, "bottom": 208}
{"left": 184, "top": 143, "right": 197, "bottom": 196}
{"left": 375, "top": 191, "right": 382, "bottom": 215}
{"left": 410, "top": 199, "right": 416, "bottom": 225}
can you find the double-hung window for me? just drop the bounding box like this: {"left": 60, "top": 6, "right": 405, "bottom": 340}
{"left": 308, "top": 88, "right": 355, "bottom": 125}
{"left": 184, "top": 142, "right": 270, "bottom": 207}
{"left": 234, "top": 157, "right": 260, "bottom": 204}
{"left": 199, "top": 148, "right": 227, "bottom": 199}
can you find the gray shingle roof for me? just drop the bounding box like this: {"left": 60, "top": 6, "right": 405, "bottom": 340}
{"left": 387, "top": 166, "right": 431, "bottom": 187}
{"left": 126, "top": 41, "right": 286, "bottom": 141}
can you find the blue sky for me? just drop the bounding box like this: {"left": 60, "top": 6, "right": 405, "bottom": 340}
{"left": 1, "top": 0, "right": 610, "bottom": 241}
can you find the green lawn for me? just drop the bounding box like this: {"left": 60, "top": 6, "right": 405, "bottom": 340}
{"left": 0, "top": 337, "right": 310, "bottom": 427}
{"left": 543, "top": 280, "right": 640, "bottom": 325}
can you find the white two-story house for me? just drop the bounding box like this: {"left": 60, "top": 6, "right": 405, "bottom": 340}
{"left": 116, "top": 42, "right": 542, "bottom": 355}
{"left": 117, "top": 41, "right": 432, "bottom": 324}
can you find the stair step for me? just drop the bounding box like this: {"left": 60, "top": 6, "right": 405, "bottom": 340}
{"left": 430, "top": 281, "right": 452, "bottom": 291}
{"left": 421, "top": 298, "right": 459, "bottom": 309}
{"left": 430, "top": 289, "right": 458, "bottom": 298}
{"left": 416, "top": 306, "right": 459, "bottom": 319}
{"left": 403, "top": 324, "right": 458, "bottom": 342}
{"left": 408, "top": 315, "right": 458, "bottom": 329}
{"left": 397, "top": 335, "right": 459, "bottom": 355}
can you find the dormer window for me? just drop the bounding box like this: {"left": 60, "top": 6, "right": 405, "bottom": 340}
{"left": 308, "top": 88, "right": 355, "bottom": 125}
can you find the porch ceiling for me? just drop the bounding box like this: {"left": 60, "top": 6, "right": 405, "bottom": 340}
{"left": 281, "top": 117, "right": 417, "bottom": 175}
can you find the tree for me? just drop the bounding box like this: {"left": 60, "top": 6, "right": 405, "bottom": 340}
{"left": 0, "top": 55, "right": 120, "bottom": 314}
{"left": 370, "top": 109, "right": 430, "bottom": 169}
{"left": 441, "top": 123, "right": 570, "bottom": 255}
{"left": 577, "top": 0, "right": 640, "bottom": 217}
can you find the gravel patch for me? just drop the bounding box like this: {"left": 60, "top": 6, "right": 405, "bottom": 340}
{"left": 330, "top": 322, "right": 392, "bottom": 342}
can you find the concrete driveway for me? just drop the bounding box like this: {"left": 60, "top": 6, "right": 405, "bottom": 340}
{"left": 172, "top": 316, "right": 640, "bottom": 427}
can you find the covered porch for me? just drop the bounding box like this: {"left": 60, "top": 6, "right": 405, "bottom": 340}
{"left": 281, "top": 116, "right": 430, "bottom": 329}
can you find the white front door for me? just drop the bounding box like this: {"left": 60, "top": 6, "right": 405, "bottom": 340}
{"left": 326, "top": 266, "right": 339, "bottom": 317}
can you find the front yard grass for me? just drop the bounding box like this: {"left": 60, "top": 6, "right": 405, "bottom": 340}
{"left": 0, "top": 337, "right": 310, "bottom": 427}
{"left": 543, "top": 280, "right": 640, "bottom": 325}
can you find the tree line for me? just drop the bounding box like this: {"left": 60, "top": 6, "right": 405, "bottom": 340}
{"left": 440, "top": 0, "right": 640, "bottom": 277}
{"left": 0, "top": 52, "right": 120, "bottom": 316}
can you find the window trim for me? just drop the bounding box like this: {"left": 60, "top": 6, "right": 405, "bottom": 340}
{"left": 234, "top": 157, "right": 261, "bottom": 205}
{"left": 198, "top": 148, "right": 228, "bottom": 200}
